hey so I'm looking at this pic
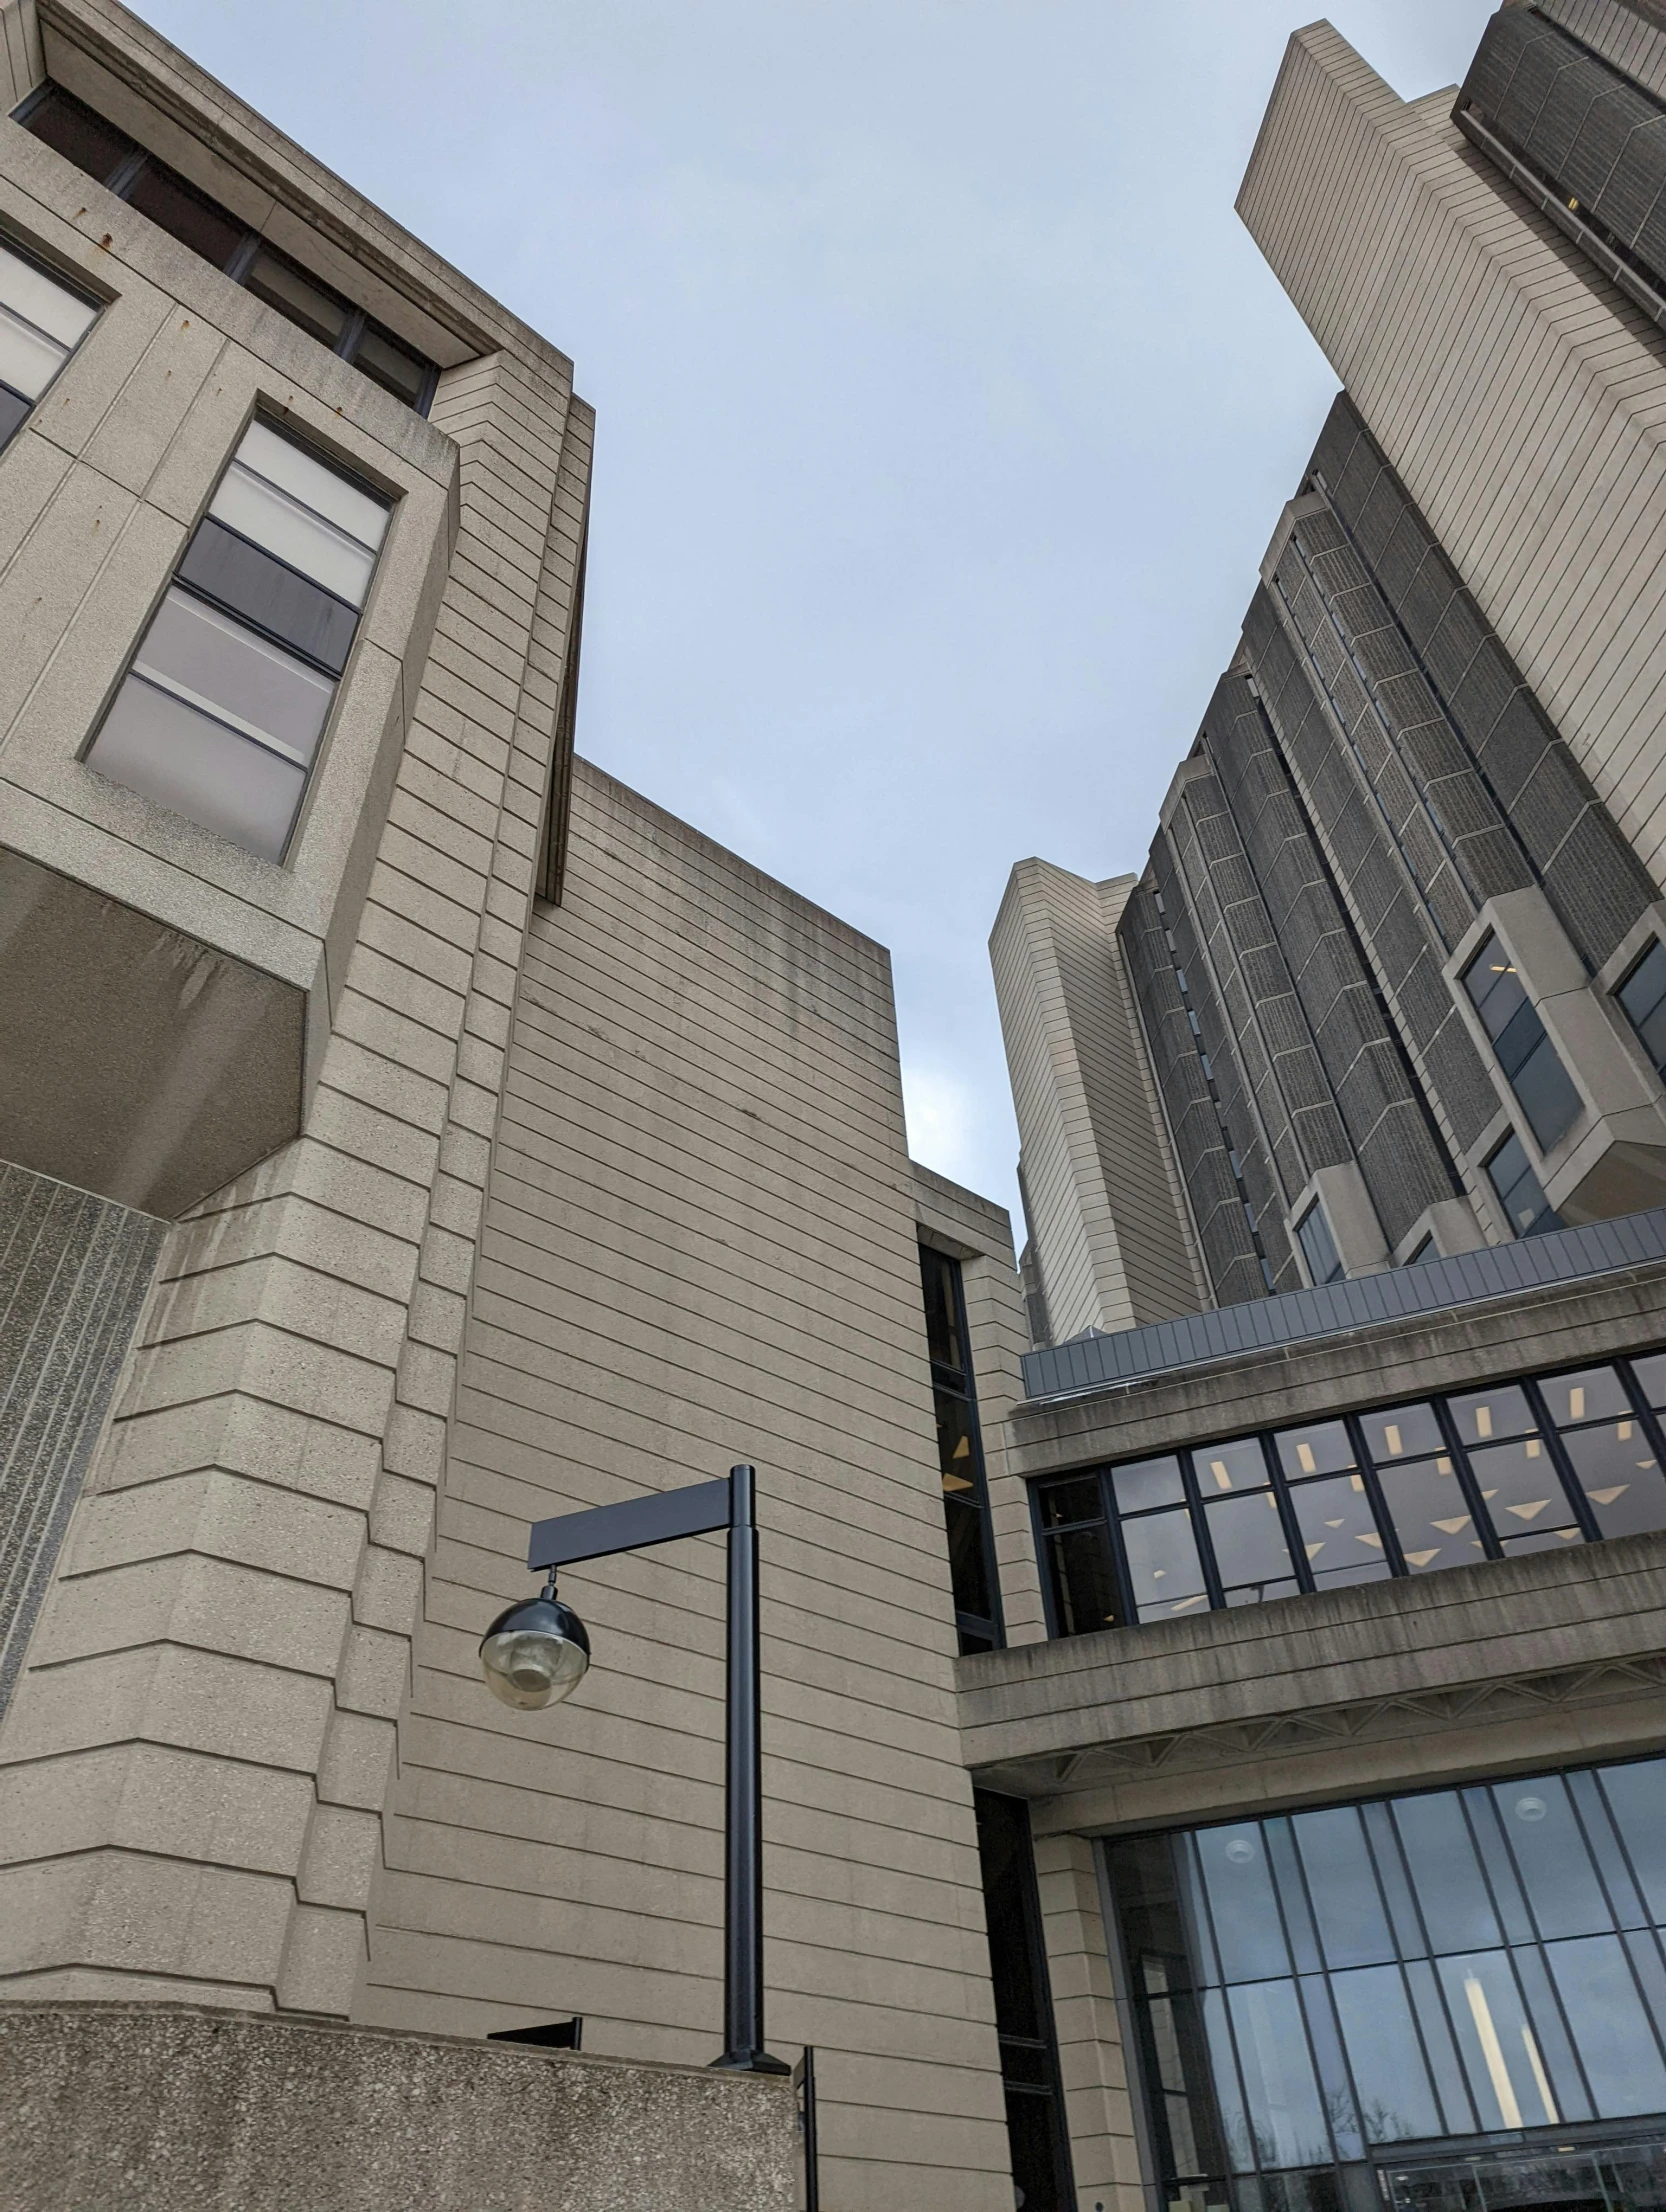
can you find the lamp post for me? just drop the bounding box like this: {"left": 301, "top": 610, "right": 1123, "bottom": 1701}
{"left": 479, "top": 1462, "right": 788, "bottom": 2077}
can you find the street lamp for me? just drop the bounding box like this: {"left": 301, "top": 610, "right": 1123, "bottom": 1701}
{"left": 478, "top": 1461, "right": 787, "bottom": 2076}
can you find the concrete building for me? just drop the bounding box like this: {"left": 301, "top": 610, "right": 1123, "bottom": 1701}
{"left": 972, "top": 5, "right": 1666, "bottom": 2211}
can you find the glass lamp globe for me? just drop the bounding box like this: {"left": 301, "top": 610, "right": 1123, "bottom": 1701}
{"left": 479, "top": 1591, "right": 591, "bottom": 1710}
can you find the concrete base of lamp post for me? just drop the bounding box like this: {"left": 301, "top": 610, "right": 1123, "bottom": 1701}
{"left": 0, "top": 2002, "right": 799, "bottom": 2212}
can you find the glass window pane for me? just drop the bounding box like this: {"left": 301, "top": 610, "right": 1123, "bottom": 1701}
{"left": 1123, "top": 1508, "right": 1210, "bottom": 1622}
{"left": 0, "top": 299, "right": 65, "bottom": 404}
{"left": 935, "top": 1388, "right": 977, "bottom": 1493}
{"left": 1329, "top": 1965, "right": 1444, "bottom": 2141}
{"left": 1491, "top": 1776, "right": 1614, "bottom": 1941}
{"left": 243, "top": 246, "right": 350, "bottom": 348}
{"left": 86, "top": 675, "right": 304, "bottom": 861}
{"left": 125, "top": 162, "right": 245, "bottom": 268}
{"left": 1512, "top": 1032, "right": 1583, "bottom": 1149}
{"left": 1467, "top": 1435, "right": 1582, "bottom": 1547}
{"left": 1619, "top": 940, "right": 1666, "bottom": 1030}
{"left": 1541, "top": 1366, "right": 1632, "bottom": 1426}
{"left": 1446, "top": 1385, "right": 1535, "bottom": 1446}
{"left": 352, "top": 321, "right": 430, "bottom": 405}
{"left": 1292, "top": 1807, "right": 1396, "bottom": 1969}
{"left": 1205, "top": 1490, "right": 1295, "bottom": 1603}
{"left": 0, "top": 239, "right": 98, "bottom": 351}
{"left": 1046, "top": 1526, "right": 1120, "bottom": 1635}
{"left": 1561, "top": 1421, "right": 1666, "bottom": 1539}
{"left": 1392, "top": 1792, "right": 1501, "bottom": 1953}
{"left": 21, "top": 86, "right": 134, "bottom": 185}
{"left": 1596, "top": 1761, "right": 1666, "bottom": 1924}
{"left": 919, "top": 1246, "right": 963, "bottom": 1372}
{"left": 1287, "top": 1471, "right": 1391, "bottom": 1588}
{"left": 135, "top": 588, "right": 334, "bottom": 764}
{"left": 1297, "top": 1203, "right": 1344, "bottom": 1285}
{"left": 1036, "top": 1475, "right": 1102, "bottom": 1531}
{"left": 1544, "top": 1934, "right": 1666, "bottom": 2116}
{"left": 211, "top": 462, "right": 377, "bottom": 606}
{"left": 178, "top": 518, "right": 358, "bottom": 674}
{"left": 1438, "top": 1950, "right": 1561, "bottom": 2129}
{"left": 1276, "top": 1421, "right": 1355, "bottom": 1479}
{"left": 1488, "top": 1131, "right": 1564, "bottom": 1237}
{"left": 1464, "top": 934, "right": 1525, "bottom": 1038}
{"left": 1196, "top": 1824, "right": 1292, "bottom": 1984}
{"left": 944, "top": 1492, "right": 993, "bottom": 1624}
{"left": 1630, "top": 1352, "right": 1666, "bottom": 1411}
{"left": 1225, "top": 1980, "right": 1334, "bottom": 2168}
{"left": 1200, "top": 1988, "right": 1256, "bottom": 2174}
{"left": 237, "top": 420, "right": 390, "bottom": 552}
{"left": 1194, "top": 1437, "right": 1270, "bottom": 1495}
{"left": 1113, "top": 1455, "right": 1186, "bottom": 1512}
{"left": 1374, "top": 1453, "right": 1482, "bottom": 1572}
{"left": 0, "top": 382, "right": 28, "bottom": 451}
{"left": 1358, "top": 1403, "right": 1444, "bottom": 1463}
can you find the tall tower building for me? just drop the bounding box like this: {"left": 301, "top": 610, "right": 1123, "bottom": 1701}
{"left": 972, "top": 11, "right": 1666, "bottom": 2212}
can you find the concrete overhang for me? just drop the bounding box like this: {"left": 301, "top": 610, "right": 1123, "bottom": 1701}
{"left": 0, "top": 847, "right": 303, "bottom": 1214}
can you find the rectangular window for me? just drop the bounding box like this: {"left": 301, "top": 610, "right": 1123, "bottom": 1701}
{"left": 85, "top": 419, "right": 390, "bottom": 861}
{"left": 975, "top": 1793, "right": 1075, "bottom": 2212}
{"left": 1105, "top": 1756, "right": 1666, "bottom": 2208}
{"left": 1462, "top": 931, "right": 1582, "bottom": 1150}
{"left": 1487, "top": 1129, "right": 1562, "bottom": 1239}
{"left": 1033, "top": 1349, "right": 1666, "bottom": 1635}
{"left": 1295, "top": 1200, "right": 1344, "bottom": 1286}
{"left": 0, "top": 236, "right": 99, "bottom": 453}
{"left": 1618, "top": 938, "right": 1666, "bottom": 1079}
{"left": 17, "top": 83, "right": 438, "bottom": 414}
{"left": 919, "top": 1245, "right": 1002, "bottom": 1654}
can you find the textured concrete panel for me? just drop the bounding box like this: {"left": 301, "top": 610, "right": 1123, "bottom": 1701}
{"left": 0, "top": 1161, "right": 162, "bottom": 1716}
{"left": 0, "top": 2002, "right": 797, "bottom": 2212}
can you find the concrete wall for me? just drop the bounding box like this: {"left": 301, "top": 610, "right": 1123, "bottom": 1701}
{"left": 0, "top": 2002, "right": 799, "bottom": 2212}
{"left": 0, "top": 0, "right": 593, "bottom": 2030}
{"left": 990, "top": 860, "right": 1205, "bottom": 1343}
{"left": 1238, "top": 21, "right": 1666, "bottom": 896}
{"left": 361, "top": 763, "right": 1014, "bottom": 2212}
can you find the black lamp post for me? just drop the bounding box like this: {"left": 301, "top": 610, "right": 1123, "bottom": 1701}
{"left": 479, "top": 1462, "right": 788, "bottom": 2077}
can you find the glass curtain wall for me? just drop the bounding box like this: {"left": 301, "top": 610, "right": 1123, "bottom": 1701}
{"left": 919, "top": 1245, "right": 1003, "bottom": 1654}
{"left": 1106, "top": 1758, "right": 1666, "bottom": 2212}
{"left": 1034, "top": 1351, "right": 1666, "bottom": 1638}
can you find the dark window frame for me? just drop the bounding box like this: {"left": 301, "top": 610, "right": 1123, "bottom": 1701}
{"left": 0, "top": 222, "right": 105, "bottom": 454}
{"left": 1032, "top": 1347, "right": 1666, "bottom": 1640}
{"left": 12, "top": 82, "right": 439, "bottom": 415}
{"left": 920, "top": 1242, "right": 1005, "bottom": 1654}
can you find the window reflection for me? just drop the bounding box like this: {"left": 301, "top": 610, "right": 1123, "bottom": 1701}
{"left": 1105, "top": 1755, "right": 1666, "bottom": 2211}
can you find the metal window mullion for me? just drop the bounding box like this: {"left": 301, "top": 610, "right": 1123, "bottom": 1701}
{"left": 1617, "top": 1357, "right": 1666, "bottom": 1521}
{"left": 1178, "top": 1831, "right": 1269, "bottom": 2186}
{"left": 1431, "top": 1393, "right": 1504, "bottom": 1561}
{"left": 334, "top": 306, "right": 367, "bottom": 362}
{"left": 1521, "top": 1378, "right": 1603, "bottom": 1544}
{"left": 225, "top": 230, "right": 261, "bottom": 284}
{"left": 1556, "top": 1772, "right": 1666, "bottom": 2087}
{"left": 106, "top": 147, "right": 148, "bottom": 199}
{"left": 1261, "top": 1432, "right": 1316, "bottom": 1598}
{"left": 1280, "top": 1814, "right": 1392, "bottom": 2171}
{"left": 1178, "top": 1450, "right": 1227, "bottom": 1614}
{"left": 1377, "top": 1792, "right": 1491, "bottom": 2135}
{"left": 1347, "top": 1411, "right": 1410, "bottom": 1579}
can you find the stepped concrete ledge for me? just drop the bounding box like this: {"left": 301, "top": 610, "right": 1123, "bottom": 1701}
{"left": 0, "top": 2002, "right": 798, "bottom": 2212}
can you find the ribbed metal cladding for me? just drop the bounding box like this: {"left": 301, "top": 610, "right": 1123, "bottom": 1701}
{"left": 0, "top": 1163, "right": 164, "bottom": 1716}
{"left": 1022, "top": 1205, "right": 1666, "bottom": 1400}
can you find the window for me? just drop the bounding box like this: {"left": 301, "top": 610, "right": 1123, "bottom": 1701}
{"left": 1295, "top": 1200, "right": 1344, "bottom": 1286}
{"left": 1462, "top": 932, "right": 1582, "bottom": 1151}
{"left": 1033, "top": 1350, "right": 1666, "bottom": 1637}
{"left": 919, "top": 1246, "right": 1003, "bottom": 1654}
{"left": 1487, "top": 1129, "right": 1563, "bottom": 1239}
{"left": 1405, "top": 1234, "right": 1437, "bottom": 1265}
{"left": 975, "top": 1793, "right": 1075, "bottom": 2212}
{"left": 15, "top": 84, "right": 437, "bottom": 413}
{"left": 1105, "top": 1756, "right": 1666, "bottom": 2211}
{"left": 0, "top": 235, "right": 99, "bottom": 454}
{"left": 85, "top": 419, "right": 390, "bottom": 861}
{"left": 1617, "top": 938, "right": 1666, "bottom": 1079}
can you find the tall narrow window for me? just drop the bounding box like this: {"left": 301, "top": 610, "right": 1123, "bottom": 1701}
{"left": 1462, "top": 933, "right": 1582, "bottom": 1151}
{"left": 1618, "top": 938, "right": 1666, "bottom": 1080}
{"left": 920, "top": 1245, "right": 1002, "bottom": 1654}
{"left": 1294, "top": 1200, "right": 1344, "bottom": 1286}
{"left": 0, "top": 237, "right": 98, "bottom": 454}
{"left": 85, "top": 419, "right": 390, "bottom": 861}
{"left": 975, "top": 1792, "right": 1076, "bottom": 2212}
{"left": 1486, "top": 1130, "right": 1562, "bottom": 1240}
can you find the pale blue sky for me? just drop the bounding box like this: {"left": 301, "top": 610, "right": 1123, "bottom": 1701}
{"left": 143, "top": 0, "right": 1499, "bottom": 1226}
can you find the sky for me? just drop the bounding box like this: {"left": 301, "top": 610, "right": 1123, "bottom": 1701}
{"left": 142, "top": 0, "right": 1500, "bottom": 1228}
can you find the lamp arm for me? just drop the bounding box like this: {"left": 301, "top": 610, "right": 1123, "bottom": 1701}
{"left": 526, "top": 1474, "right": 733, "bottom": 1574}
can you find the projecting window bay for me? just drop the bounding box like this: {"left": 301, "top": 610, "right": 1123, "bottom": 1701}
{"left": 1036, "top": 1351, "right": 1666, "bottom": 1636}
